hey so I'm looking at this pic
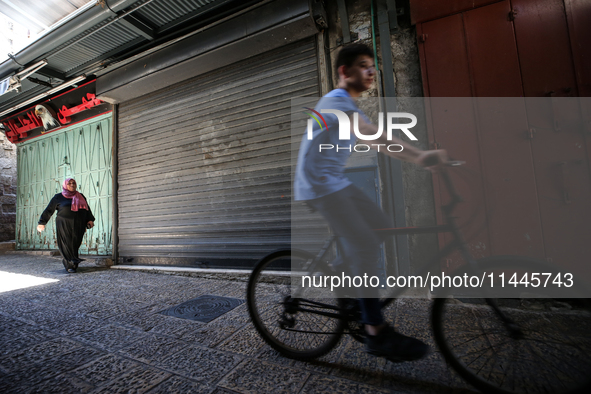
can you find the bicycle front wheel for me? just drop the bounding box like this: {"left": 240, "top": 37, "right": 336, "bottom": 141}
{"left": 247, "top": 249, "right": 347, "bottom": 361}
{"left": 432, "top": 255, "right": 591, "bottom": 394}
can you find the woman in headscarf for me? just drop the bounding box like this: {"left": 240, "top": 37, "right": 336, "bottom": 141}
{"left": 37, "top": 178, "right": 95, "bottom": 273}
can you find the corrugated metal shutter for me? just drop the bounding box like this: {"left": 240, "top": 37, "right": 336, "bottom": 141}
{"left": 117, "top": 39, "right": 319, "bottom": 267}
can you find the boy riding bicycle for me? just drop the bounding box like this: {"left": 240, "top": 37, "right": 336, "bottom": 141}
{"left": 294, "top": 43, "right": 447, "bottom": 362}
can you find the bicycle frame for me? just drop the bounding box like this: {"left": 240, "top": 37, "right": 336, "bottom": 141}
{"left": 288, "top": 165, "right": 493, "bottom": 322}
{"left": 302, "top": 167, "right": 474, "bottom": 293}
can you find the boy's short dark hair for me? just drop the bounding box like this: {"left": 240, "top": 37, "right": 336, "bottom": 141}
{"left": 335, "top": 43, "right": 374, "bottom": 74}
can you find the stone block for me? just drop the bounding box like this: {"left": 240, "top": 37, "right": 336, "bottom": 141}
{"left": 92, "top": 365, "right": 171, "bottom": 394}
{"left": 301, "top": 375, "right": 390, "bottom": 394}
{"left": 40, "top": 313, "right": 105, "bottom": 336}
{"left": 23, "top": 373, "right": 94, "bottom": 394}
{"left": 93, "top": 257, "right": 114, "bottom": 267}
{"left": 149, "top": 319, "right": 199, "bottom": 340}
{"left": 155, "top": 346, "right": 242, "bottom": 384}
{"left": 381, "top": 351, "right": 455, "bottom": 393}
{"left": 0, "top": 157, "right": 13, "bottom": 168}
{"left": 332, "top": 339, "right": 383, "bottom": 386}
{"left": 109, "top": 308, "right": 171, "bottom": 332}
{"left": 85, "top": 300, "right": 149, "bottom": 320}
{"left": 0, "top": 175, "right": 11, "bottom": 186}
{"left": 0, "top": 195, "right": 16, "bottom": 206}
{"left": 75, "top": 324, "right": 149, "bottom": 352}
{"left": 0, "top": 329, "right": 58, "bottom": 359}
{"left": 0, "top": 241, "right": 15, "bottom": 251}
{"left": 2, "top": 204, "right": 15, "bottom": 213}
{"left": 393, "top": 299, "right": 434, "bottom": 346}
{"left": 3, "top": 337, "right": 83, "bottom": 372}
{"left": 117, "top": 334, "right": 188, "bottom": 364}
{"left": 217, "top": 359, "right": 309, "bottom": 394}
{"left": 254, "top": 347, "right": 295, "bottom": 368}
{"left": 216, "top": 327, "right": 265, "bottom": 356}
{"left": 147, "top": 375, "right": 212, "bottom": 394}
{"left": 0, "top": 360, "right": 74, "bottom": 393}
{"left": 72, "top": 354, "right": 139, "bottom": 386}
{"left": 49, "top": 346, "right": 106, "bottom": 372}
{"left": 0, "top": 225, "right": 16, "bottom": 242}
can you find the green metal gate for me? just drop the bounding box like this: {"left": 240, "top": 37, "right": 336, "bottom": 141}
{"left": 16, "top": 113, "right": 113, "bottom": 255}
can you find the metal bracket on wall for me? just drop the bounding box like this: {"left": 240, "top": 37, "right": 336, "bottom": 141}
{"left": 509, "top": 8, "right": 518, "bottom": 21}
{"left": 336, "top": 0, "right": 401, "bottom": 42}
{"left": 336, "top": 32, "right": 358, "bottom": 46}
{"left": 336, "top": 0, "right": 351, "bottom": 44}
{"left": 387, "top": 0, "right": 400, "bottom": 33}
{"left": 311, "top": 0, "right": 328, "bottom": 29}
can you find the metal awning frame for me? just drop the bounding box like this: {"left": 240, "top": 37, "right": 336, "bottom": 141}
{"left": 0, "top": 0, "right": 266, "bottom": 120}
{"left": 0, "top": 59, "right": 48, "bottom": 96}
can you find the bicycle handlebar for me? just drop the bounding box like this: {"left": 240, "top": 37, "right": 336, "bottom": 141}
{"left": 421, "top": 156, "right": 466, "bottom": 213}
{"left": 437, "top": 161, "right": 465, "bottom": 213}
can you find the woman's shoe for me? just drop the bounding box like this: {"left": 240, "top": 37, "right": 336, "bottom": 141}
{"left": 62, "top": 258, "right": 76, "bottom": 271}
{"left": 62, "top": 259, "right": 72, "bottom": 270}
{"left": 67, "top": 268, "right": 76, "bottom": 273}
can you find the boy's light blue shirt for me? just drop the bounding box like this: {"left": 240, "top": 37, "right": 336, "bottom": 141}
{"left": 294, "top": 89, "right": 370, "bottom": 201}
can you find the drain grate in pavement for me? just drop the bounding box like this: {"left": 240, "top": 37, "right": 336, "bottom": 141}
{"left": 159, "top": 295, "right": 244, "bottom": 323}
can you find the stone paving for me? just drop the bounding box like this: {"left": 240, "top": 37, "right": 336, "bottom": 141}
{"left": 0, "top": 253, "right": 477, "bottom": 394}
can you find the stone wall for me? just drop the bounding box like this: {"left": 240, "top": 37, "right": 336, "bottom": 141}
{"left": 0, "top": 131, "right": 17, "bottom": 242}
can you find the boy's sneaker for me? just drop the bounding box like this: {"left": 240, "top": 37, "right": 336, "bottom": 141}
{"left": 365, "top": 324, "right": 431, "bottom": 362}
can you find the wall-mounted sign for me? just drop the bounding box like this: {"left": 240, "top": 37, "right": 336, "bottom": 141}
{"left": 1, "top": 80, "right": 110, "bottom": 144}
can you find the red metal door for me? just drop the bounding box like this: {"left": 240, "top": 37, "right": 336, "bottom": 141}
{"left": 463, "top": 2, "right": 545, "bottom": 259}
{"left": 563, "top": 0, "right": 591, "bottom": 173}
{"left": 416, "top": 0, "right": 590, "bottom": 271}
{"left": 510, "top": 0, "right": 591, "bottom": 270}
{"left": 417, "top": 14, "right": 492, "bottom": 271}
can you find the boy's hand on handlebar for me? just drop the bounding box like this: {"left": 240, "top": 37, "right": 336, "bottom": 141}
{"left": 415, "top": 149, "right": 448, "bottom": 170}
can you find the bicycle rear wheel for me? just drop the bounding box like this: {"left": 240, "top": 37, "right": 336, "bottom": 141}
{"left": 432, "top": 255, "right": 591, "bottom": 394}
{"left": 247, "top": 249, "right": 347, "bottom": 360}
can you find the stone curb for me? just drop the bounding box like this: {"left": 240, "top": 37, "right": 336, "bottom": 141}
{"left": 0, "top": 241, "right": 15, "bottom": 251}
{"left": 2, "top": 250, "right": 114, "bottom": 267}
{"left": 110, "top": 265, "right": 259, "bottom": 281}
{"left": 5, "top": 249, "right": 60, "bottom": 256}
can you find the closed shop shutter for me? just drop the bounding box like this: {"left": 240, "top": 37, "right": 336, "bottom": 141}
{"left": 16, "top": 112, "right": 114, "bottom": 255}
{"left": 117, "top": 39, "right": 320, "bottom": 267}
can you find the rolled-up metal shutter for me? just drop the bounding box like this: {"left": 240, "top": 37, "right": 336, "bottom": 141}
{"left": 117, "top": 39, "right": 319, "bottom": 267}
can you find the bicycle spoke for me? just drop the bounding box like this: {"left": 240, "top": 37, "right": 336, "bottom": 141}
{"left": 498, "top": 341, "right": 517, "bottom": 390}
{"left": 246, "top": 250, "right": 346, "bottom": 359}
{"left": 435, "top": 293, "right": 591, "bottom": 394}
{"left": 522, "top": 337, "right": 585, "bottom": 384}
{"left": 460, "top": 339, "right": 513, "bottom": 366}
{"left": 522, "top": 339, "right": 571, "bottom": 390}
{"left": 446, "top": 330, "right": 494, "bottom": 348}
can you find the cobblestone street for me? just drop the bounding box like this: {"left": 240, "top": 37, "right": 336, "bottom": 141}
{"left": 0, "top": 252, "right": 477, "bottom": 393}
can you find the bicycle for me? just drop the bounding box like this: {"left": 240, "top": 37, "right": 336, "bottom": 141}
{"left": 246, "top": 163, "right": 591, "bottom": 394}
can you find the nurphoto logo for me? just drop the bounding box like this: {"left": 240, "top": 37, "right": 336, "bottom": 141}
{"left": 304, "top": 108, "right": 419, "bottom": 153}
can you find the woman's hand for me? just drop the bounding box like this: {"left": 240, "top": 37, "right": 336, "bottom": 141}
{"left": 37, "top": 224, "right": 45, "bottom": 232}
{"left": 87, "top": 221, "right": 94, "bottom": 229}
